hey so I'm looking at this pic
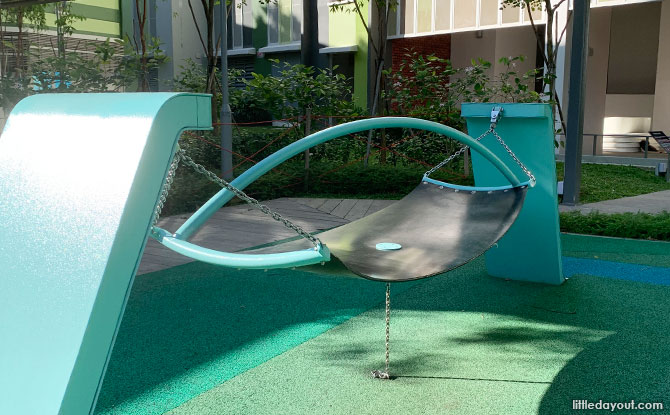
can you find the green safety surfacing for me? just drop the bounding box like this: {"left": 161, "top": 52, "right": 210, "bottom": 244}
{"left": 96, "top": 234, "right": 669, "bottom": 415}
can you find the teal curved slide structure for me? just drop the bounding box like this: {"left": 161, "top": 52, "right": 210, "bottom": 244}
{"left": 0, "top": 93, "right": 211, "bottom": 415}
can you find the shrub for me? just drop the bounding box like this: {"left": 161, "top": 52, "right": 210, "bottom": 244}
{"left": 162, "top": 158, "right": 473, "bottom": 216}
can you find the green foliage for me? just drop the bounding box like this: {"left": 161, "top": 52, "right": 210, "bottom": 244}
{"left": 52, "top": 2, "right": 85, "bottom": 38}
{"left": 0, "top": 40, "right": 121, "bottom": 109}
{"left": 0, "top": 76, "right": 28, "bottom": 110}
{"left": 386, "top": 52, "right": 542, "bottom": 126}
{"left": 173, "top": 58, "right": 251, "bottom": 118}
{"left": 501, "top": 0, "right": 544, "bottom": 12}
{"left": 0, "top": 4, "right": 47, "bottom": 31}
{"left": 560, "top": 211, "right": 670, "bottom": 241}
{"left": 381, "top": 52, "right": 542, "bottom": 164}
{"left": 555, "top": 162, "right": 670, "bottom": 204}
{"left": 29, "top": 40, "right": 120, "bottom": 93}
{"left": 116, "top": 35, "right": 168, "bottom": 91}
{"left": 162, "top": 158, "right": 473, "bottom": 216}
{"left": 240, "top": 60, "right": 363, "bottom": 120}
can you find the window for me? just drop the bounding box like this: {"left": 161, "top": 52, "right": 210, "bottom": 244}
{"left": 267, "top": 0, "right": 302, "bottom": 45}
{"left": 502, "top": 4, "right": 521, "bottom": 24}
{"left": 416, "top": 0, "right": 432, "bottom": 33}
{"left": 480, "top": 0, "right": 498, "bottom": 26}
{"left": 435, "top": 0, "right": 451, "bottom": 31}
{"left": 400, "top": 0, "right": 415, "bottom": 35}
{"left": 454, "top": 0, "right": 477, "bottom": 29}
{"left": 388, "top": 0, "right": 544, "bottom": 38}
{"left": 228, "top": 0, "right": 253, "bottom": 49}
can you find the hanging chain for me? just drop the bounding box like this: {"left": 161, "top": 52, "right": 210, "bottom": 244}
{"left": 489, "top": 128, "right": 536, "bottom": 186}
{"left": 424, "top": 128, "right": 492, "bottom": 178}
{"left": 176, "top": 149, "right": 323, "bottom": 250}
{"left": 384, "top": 282, "right": 391, "bottom": 375}
{"left": 152, "top": 150, "right": 182, "bottom": 227}
{"left": 424, "top": 108, "right": 535, "bottom": 185}
{"left": 372, "top": 282, "right": 392, "bottom": 380}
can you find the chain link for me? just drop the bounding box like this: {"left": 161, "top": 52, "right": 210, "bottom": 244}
{"left": 372, "top": 282, "right": 392, "bottom": 380}
{"left": 489, "top": 129, "right": 536, "bottom": 186}
{"left": 424, "top": 129, "right": 492, "bottom": 178}
{"left": 384, "top": 282, "right": 391, "bottom": 375}
{"left": 176, "top": 149, "right": 323, "bottom": 250}
{"left": 424, "top": 128, "right": 535, "bottom": 185}
{"left": 153, "top": 150, "right": 182, "bottom": 227}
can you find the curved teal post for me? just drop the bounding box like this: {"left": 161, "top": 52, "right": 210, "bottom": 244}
{"left": 0, "top": 93, "right": 211, "bottom": 415}
{"left": 462, "top": 103, "right": 564, "bottom": 285}
{"left": 176, "top": 117, "right": 525, "bottom": 240}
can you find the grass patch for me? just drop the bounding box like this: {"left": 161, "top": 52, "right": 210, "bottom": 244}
{"left": 560, "top": 211, "right": 670, "bottom": 241}
{"left": 556, "top": 162, "right": 670, "bottom": 203}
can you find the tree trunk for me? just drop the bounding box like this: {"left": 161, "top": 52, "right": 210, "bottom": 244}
{"left": 1, "top": 12, "right": 6, "bottom": 77}
{"left": 16, "top": 10, "right": 23, "bottom": 78}
{"left": 135, "top": 0, "right": 149, "bottom": 91}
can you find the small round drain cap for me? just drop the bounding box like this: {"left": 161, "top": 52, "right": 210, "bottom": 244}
{"left": 376, "top": 242, "right": 402, "bottom": 251}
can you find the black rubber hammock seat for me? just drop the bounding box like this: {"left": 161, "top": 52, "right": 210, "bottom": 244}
{"left": 246, "top": 178, "right": 526, "bottom": 282}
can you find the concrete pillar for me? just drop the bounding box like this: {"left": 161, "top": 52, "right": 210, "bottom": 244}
{"left": 561, "top": 7, "right": 611, "bottom": 155}
{"left": 582, "top": 7, "right": 611, "bottom": 155}
{"left": 652, "top": 0, "right": 670, "bottom": 132}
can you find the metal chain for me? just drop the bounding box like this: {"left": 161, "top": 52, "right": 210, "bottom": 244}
{"left": 489, "top": 129, "right": 536, "bottom": 185}
{"left": 152, "top": 150, "right": 182, "bottom": 227}
{"left": 384, "top": 282, "right": 391, "bottom": 375}
{"left": 424, "top": 128, "right": 535, "bottom": 185}
{"left": 424, "top": 128, "right": 492, "bottom": 178}
{"left": 372, "top": 282, "right": 391, "bottom": 380}
{"left": 177, "top": 149, "right": 323, "bottom": 250}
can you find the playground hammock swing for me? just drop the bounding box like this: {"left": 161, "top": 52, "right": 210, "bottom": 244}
{"left": 151, "top": 107, "right": 535, "bottom": 379}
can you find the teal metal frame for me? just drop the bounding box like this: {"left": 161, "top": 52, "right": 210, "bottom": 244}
{"left": 463, "top": 103, "right": 564, "bottom": 285}
{"left": 0, "top": 93, "right": 211, "bottom": 415}
{"left": 154, "top": 117, "right": 527, "bottom": 269}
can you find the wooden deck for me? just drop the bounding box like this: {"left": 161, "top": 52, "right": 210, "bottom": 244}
{"left": 138, "top": 198, "right": 394, "bottom": 275}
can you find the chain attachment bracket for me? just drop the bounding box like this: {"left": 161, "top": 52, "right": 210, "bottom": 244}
{"left": 490, "top": 106, "right": 503, "bottom": 129}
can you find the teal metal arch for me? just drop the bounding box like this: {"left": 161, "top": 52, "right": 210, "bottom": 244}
{"left": 153, "top": 117, "right": 526, "bottom": 270}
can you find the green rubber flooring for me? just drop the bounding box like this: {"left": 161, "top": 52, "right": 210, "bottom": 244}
{"left": 96, "top": 234, "right": 670, "bottom": 415}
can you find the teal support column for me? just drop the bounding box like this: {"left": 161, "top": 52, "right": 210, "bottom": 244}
{"left": 462, "top": 103, "right": 564, "bottom": 285}
{"left": 0, "top": 93, "right": 212, "bottom": 415}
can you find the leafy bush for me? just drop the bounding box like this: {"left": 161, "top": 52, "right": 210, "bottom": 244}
{"left": 240, "top": 60, "right": 363, "bottom": 121}
{"left": 382, "top": 52, "right": 543, "bottom": 165}
{"left": 386, "top": 52, "right": 542, "bottom": 127}
{"left": 172, "top": 58, "right": 259, "bottom": 120}
{"left": 161, "top": 157, "right": 473, "bottom": 216}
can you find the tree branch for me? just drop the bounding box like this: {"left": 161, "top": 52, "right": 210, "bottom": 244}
{"left": 526, "top": 1, "right": 548, "bottom": 64}
{"left": 553, "top": 10, "right": 572, "bottom": 62}
{"left": 352, "top": 1, "right": 379, "bottom": 57}
{"left": 188, "top": 0, "right": 208, "bottom": 55}
{"left": 551, "top": 0, "right": 567, "bottom": 14}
